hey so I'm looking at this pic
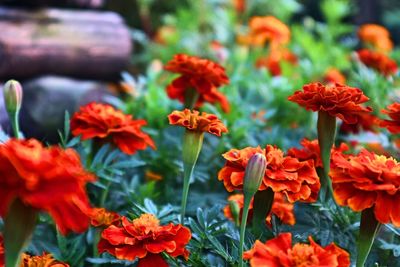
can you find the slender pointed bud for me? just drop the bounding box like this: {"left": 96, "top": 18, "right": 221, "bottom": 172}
{"left": 243, "top": 153, "right": 267, "bottom": 197}
{"left": 3, "top": 80, "right": 23, "bottom": 114}
{"left": 182, "top": 131, "right": 204, "bottom": 167}
{"left": 228, "top": 199, "right": 241, "bottom": 226}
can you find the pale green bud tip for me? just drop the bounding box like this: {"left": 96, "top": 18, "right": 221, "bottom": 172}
{"left": 243, "top": 153, "right": 267, "bottom": 197}
{"left": 3, "top": 80, "right": 23, "bottom": 113}
{"left": 228, "top": 199, "right": 241, "bottom": 225}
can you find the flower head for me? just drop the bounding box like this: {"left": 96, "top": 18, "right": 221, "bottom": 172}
{"left": 357, "top": 49, "right": 398, "bottom": 76}
{"left": 244, "top": 233, "right": 350, "bottom": 267}
{"left": 90, "top": 208, "right": 120, "bottom": 228}
{"left": 256, "top": 48, "right": 297, "bottom": 76}
{"left": 324, "top": 68, "right": 346, "bottom": 85}
{"left": 0, "top": 139, "right": 95, "bottom": 235}
{"left": 288, "top": 82, "right": 372, "bottom": 124}
{"left": 224, "top": 193, "right": 295, "bottom": 227}
{"left": 331, "top": 149, "right": 400, "bottom": 226}
{"left": 287, "top": 138, "right": 349, "bottom": 168}
{"left": 218, "top": 145, "right": 320, "bottom": 202}
{"left": 358, "top": 24, "right": 393, "bottom": 52}
{"left": 98, "top": 214, "right": 191, "bottom": 266}
{"left": 380, "top": 103, "right": 400, "bottom": 134}
{"left": 165, "top": 54, "right": 230, "bottom": 112}
{"left": 20, "top": 253, "right": 69, "bottom": 267}
{"left": 70, "top": 102, "right": 155, "bottom": 155}
{"left": 168, "top": 109, "right": 228, "bottom": 136}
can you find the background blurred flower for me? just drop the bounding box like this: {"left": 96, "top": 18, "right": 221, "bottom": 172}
{"left": 0, "top": 138, "right": 95, "bottom": 235}
{"left": 90, "top": 208, "right": 120, "bottom": 228}
{"left": 358, "top": 24, "right": 393, "bottom": 52}
{"left": 324, "top": 68, "right": 346, "bottom": 85}
{"left": 98, "top": 214, "right": 191, "bottom": 266}
{"left": 256, "top": 48, "right": 297, "bottom": 76}
{"left": 243, "top": 232, "right": 350, "bottom": 267}
{"left": 0, "top": 235, "right": 3, "bottom": 267}
{"left": 380, "top": 103, "right": 400, "bottom": 134}
{"left": 356, "top": 49, "right": 398, "bottom": 76}
{"left": 71, "top": 102, "right": 155, "bottom": 155}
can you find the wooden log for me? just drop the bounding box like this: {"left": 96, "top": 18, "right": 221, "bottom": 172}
{"left": 0, "top": 7, "right": 132, "bottom": 80}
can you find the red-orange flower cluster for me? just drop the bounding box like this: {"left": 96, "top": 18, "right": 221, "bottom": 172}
{"left": 165, "top": 54, "right": 230, "bottom": 112}
{"left": 218, "top": 145, "right": 320, "bottom": 202}
{"left": 98, "top": 214, "right": 191, "bottom": 267}
{"left": 287, "top": 138, "right": 349, "bottom": 168}
{"left": 20, "top": 253, "right": 69, "bottom": 267}
{"left": 256, "top": 48, "right": 298, "bottom": 76}
{"left": 358, "top": 24, "right": 393, "bottom": 52}
{"left": 70, "top": 102, "right": 155, "bottom": 155}
{"left": 288, "top": 82, "right": 372, "bottom": 124}
{"left": 244, "top": 233, "right": 350, "bottom": 267}
{"left": 357, "top": 49, "right": 398, "bottom": 76}
{"left": 90, "top": 208, "right": 120, "bottom": 228}
{"left": 224, "top": 193, "right": 295, "bottom": 226}
{"left": 0, "top": 139, "right": 95, "bottom": 235}
{"left": 331, "top": 149, "right": 400, "bottom": 226}
{"left": 340, "top": 112, "right": 379, "bottom": 134}
{"left": 168, "top": 109, "right": 228, "bottom": 136}
{"left": 324, "top": 68, "right": 346, "bottom": 85}
{"left": 238, "top": 16, "right": 290, "bottom": 47}
{"left": 380, "top": 103, "right": 400, "bottom": 134}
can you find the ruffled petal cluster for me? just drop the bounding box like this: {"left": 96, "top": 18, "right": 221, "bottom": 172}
{"left": 98, "top": 214, "right": 191, "bottom": 266}
{"left": 380, "top": 103, "right": 400, "bottom": 134}
{"left": 288, "top": 82, "right": 372, "bottom": 124}
{"left": 168, "top": 109, "right": 228, "bottom": 136}
{"left": 358, "top": 24, "right": 393, "bottom": 52}
{"left": 224, "top": 193, "right": 295, "bottom": 226}
{"left": 70, "top": 102, "right": 155, "bottom": 155}
{"left": 90, "top": 208, "right": 121, "bottom": 228}
{"left": 0, "top": 139, "right": 95, "bottom": 235}
{"left": 218, "top": 145, "right": 320, "bottom": 202}
{"left": 243, "top": 233, "right": 350, "bottom": 267}
{"left": 330, "top": 149, "right": 400, "bottom": 226}
{"left": 287, "top": 138, "right": 349, "bottom": 168}
{"left": 20, "top": 253, "right": 69, "bottom": 267}
{"left": 357, "top": 49, "right": 398, "bottom": 76}
{"left": 165, "top": 54, "right": 230, "bottom": 112}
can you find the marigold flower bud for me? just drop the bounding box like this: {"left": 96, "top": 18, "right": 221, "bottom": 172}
{"left": 243, "top": 153, "right": 267, "bottom": 197}
{"left": 3, "top": 80, "right": 23, "bottom": 114}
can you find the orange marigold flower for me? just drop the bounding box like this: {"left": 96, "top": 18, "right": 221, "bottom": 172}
{"left": 324, "top": 68, "right": 346, "bottom": 85}
{"left": 331, "top": 149, "right": 400, "bottom": 226}
{"left": 224, "top": 193, "right": 295, "bottom": 226}
{"left": 240, "top": 16, "right": 290, "bottom": 47}
{"left": 288, "top": 82, "right": 372, "bottom": 124}
{"left": 358, "top": 24, "right": 393, "bottom": 52}
{"left": 287, "top": 138, "right": 349, "bottom": 168}
{"left": 218, "top": 145, "right": 320, "bottom": 202}
{"left": 20, "top": 253, "right": 69, "bottom": 267}
{"left": 243, "top": 232, "right": 350, "bottom": 267}
{"left": 168, "top": 109, "right": 228, "bottom": 136}
{"left": 165, "top": 54, "right": 230, "bottom": 112}
{"left": 70, "top": 102, "right": 155, "bottom": 155}
{"left": 357, "top": 49, "right": 398, "bottom": 76}
{"left": 340, "top": 112, "right": 379, "bottom": 134}
{"left": 90, "top": 208, "right": 120, "bottom": 228}
{"left": 380, "top": 103, "right": 400, "bottom": 134}
{"left": 256, "top": 48, "right": 298, "bottom": 76}
{"left": 98, "top": 214, "right": 191, "bottom": 267}
{"left": 0, "top": 139, "right": 95, "bottom": 235}
{"left": 232, "top": 0, "right": 245, "bottom": 13}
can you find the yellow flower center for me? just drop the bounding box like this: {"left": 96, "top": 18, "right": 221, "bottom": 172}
{"left": 290, "top": 244, "right": 319, "bottom": 267}
{"left": 132, "top": 214, "right": 160, "bottom": 231}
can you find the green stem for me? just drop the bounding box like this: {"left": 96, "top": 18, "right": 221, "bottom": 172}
{"left": 184, "top": 88, "right": 199, "bottom": 110}
{"left": 92, "top": 228, "right": 100, "bottom": 264}
{"left": 99, "top": 180, "right": 112, "bottom": 207}
{"left": 9, "top": 111, "right": 20, "bottom": 139}
{"left": 239, "top": 194, "right": 252, "bottom": 267}
{"left": 180, "top": 163, "right": 194, "bottom": 224}
{"left": 357, "top": 208, "right": 381, "bottom": 267}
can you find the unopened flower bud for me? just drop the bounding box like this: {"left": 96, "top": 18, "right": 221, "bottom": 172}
{"left": 243, "top": 153, "right": 267, "bottom": 197}
{"left": 182, "top": 130, "right": 204, "bottom": 167}
{"left": 228, "top": 199, "right": 241, "bottom": 226}
{"left": 3, "top": 80, "right": 23, "bottom": 114}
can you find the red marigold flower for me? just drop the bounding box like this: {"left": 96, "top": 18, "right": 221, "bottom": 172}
{"left": 218, "top": 145, "right": 320, "bottom": 202}
{"left": 0, "top": 139, "right": 95, "bottom": 235}
{"left": 164, "top": 54, "right": 230, "bottom": 112}
{"left": 256, "top": 48, "right": 298, "bottom": 76}
{"left": 90, "top": 208, "right": 121, "bottom": 228}
{"left": 243, "top": 232, "right": 350, "bottom": 267}
{"left": 98, "top": 214, "right": 191, "bottom": 266}
{"left": 287, "top": 138, "right": 349, "bottom": 168}
{"left": 288, "top": 82, "right": 372, "bottom": 124}
{"left": 224, "top": 193, "right": 295, "bottom": 226}
{"left": 324, "top": 68, "right": 346, "bottom": 85}
{"left": 340, "top": 112, "right": 379, "bottom": 134}
{"left": 357, "top": 49, "right": 398, "bottom": 76}
{"left": 70, "top": 102, "right": 155, "bottom": 155}
{"left": 331, "top": 149, "right": 400, "bottom": 226}
{"left": 20, "top": 253, "right": 69, "bottom": 267}
{"left": 380, "top": 103, "right": 400, "bottom": 134}
{"left": 358, "top": 24, "right": 393, "bottom": 52}
{"left": 168, "top": 109, "right": 228, "bottom": 136}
